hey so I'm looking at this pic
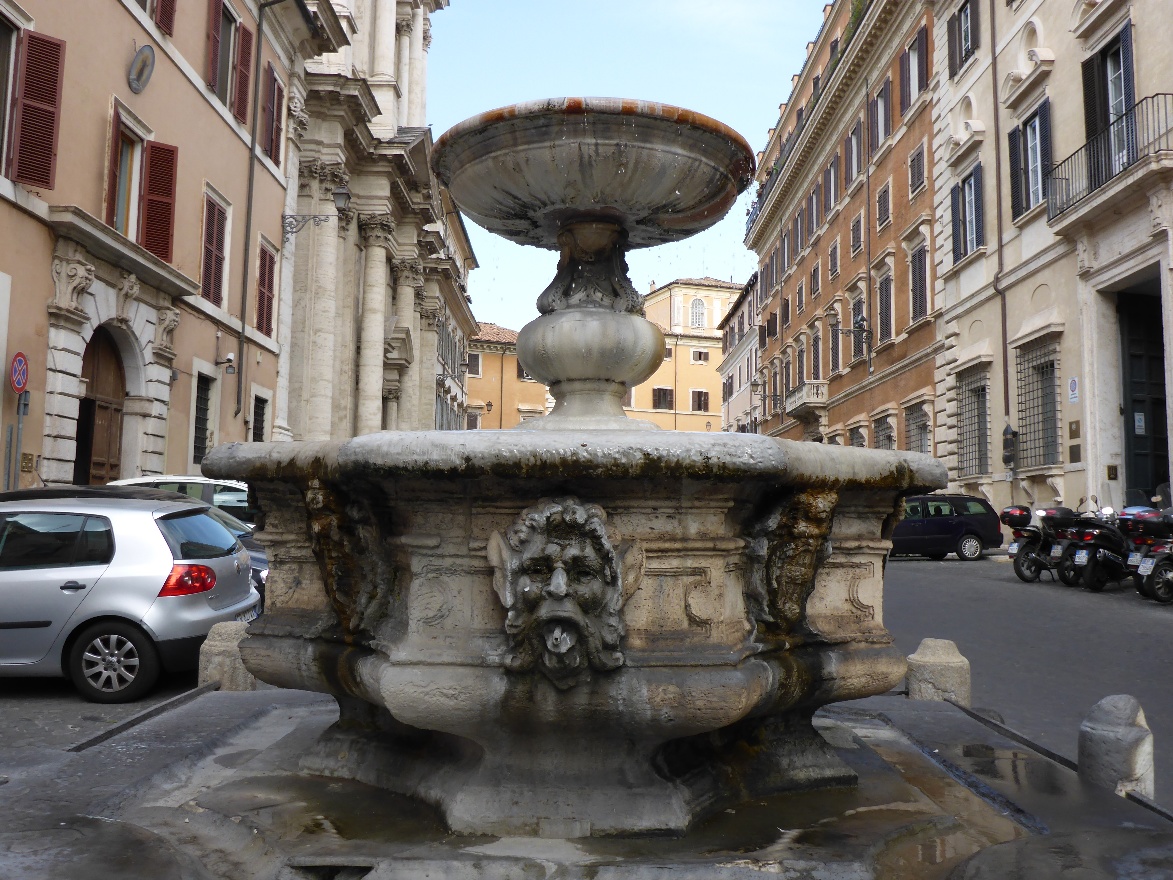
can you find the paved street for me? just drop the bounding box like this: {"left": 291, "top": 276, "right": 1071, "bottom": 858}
{"left": 883, "top": 556, "right": 1173, "bottom": 805}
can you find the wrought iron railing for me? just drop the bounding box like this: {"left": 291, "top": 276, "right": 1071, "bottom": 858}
{"left": 1049, "top": 93, "right": 1173, "bottom": 220}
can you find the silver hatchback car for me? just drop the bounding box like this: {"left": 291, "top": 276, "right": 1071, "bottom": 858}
{"left": 0, "top": 489, "right": 260, "bottom": 703}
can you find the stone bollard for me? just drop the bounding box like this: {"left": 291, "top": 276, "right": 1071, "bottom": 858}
{"left": 906, "top": 638, "right": 971, "bottom": 706}
{"left": 1078, "top": 695, "right": 1154, "bottom": 799}
{"left": 198, "top": 622, "right": 257, "bottom": 691}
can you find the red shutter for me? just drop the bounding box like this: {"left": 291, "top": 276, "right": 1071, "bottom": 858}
{"left": 206, "top": 0, "right": 221, "bottom": 89}
{"left": 201, "top": 197, "right": 227, "bottom": 306}
{"left": 139, "top": 142, "right": 178, "bottom": 263}
{"left": 256, "top": 246, "right": 275, "bottom": 335}
{"left": 232, "top": 25, "right": 253, "bottom": 123}
{"left": 7, "top": 31, "right": 65, "bottom": 190}
{"left": 104, "top": 105, "right": 123, "bottom": 227}
{"left": 155, "top": 0, "right": 177, "bottom": 36}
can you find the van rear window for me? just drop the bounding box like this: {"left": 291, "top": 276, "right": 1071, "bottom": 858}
{"left": 157, "top": 511, "right": 240, "bottom": 560}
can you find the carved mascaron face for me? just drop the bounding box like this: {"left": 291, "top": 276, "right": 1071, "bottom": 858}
{"left": 489, "top": 498, "right": 641, "bottom": 689}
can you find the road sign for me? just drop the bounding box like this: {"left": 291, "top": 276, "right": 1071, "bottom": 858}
{"left": 10, "top": 351, "right": 28, "bottom": 395}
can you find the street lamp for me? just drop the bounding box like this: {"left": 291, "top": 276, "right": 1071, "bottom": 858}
{"left": 828, "top": 311, "right": 874, "bottom": 374}
{"left": 282, "top": 185, "right": 353, "bottom": 241}
{"left": 750, "top": 378, "right": 768, "bottom": 434}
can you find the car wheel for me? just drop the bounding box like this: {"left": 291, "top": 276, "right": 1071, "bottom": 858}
{"left": 68, "top": 621, "right": 160, "bottom": 704}
{"left": 1012, "top": 541, "right": 1043, "bottom": 582}
{"left": 926, "top": 553, "right": 948, "bottom": 561}
{"left": 956, "top": 535, "right": 983, "bottom": 561}
{"left": 1151, "top": 561, "right": 1173, "bottom": 604}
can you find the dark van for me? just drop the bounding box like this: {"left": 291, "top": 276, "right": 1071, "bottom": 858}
{"left": 891, "top": 494, "right": 1003, "bottom": 561}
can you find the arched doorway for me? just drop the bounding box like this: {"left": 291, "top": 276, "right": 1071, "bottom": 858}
{"left": 73, "top": 326, "right": 126, "bottom": 485}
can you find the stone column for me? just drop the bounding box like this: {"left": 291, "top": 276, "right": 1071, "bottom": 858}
{"left": 420, "top": 16, "right": 431, "bottom": 126}
{"left": 407, "top": 6, "right": 425, "bottom": 127}
{"left": 369, "top": 0, "right": 399, "bottom": 135}
{"left": 393, "top": 258, "right": 423, "bottom": 429}
{"left": 396, "top": 14, "right": 412, "bottom": 130}
{"left": 417, "top": 275, "right": 442, "bottom": 430}
{"left": 305, "top": 164, "right": 349, "bottom": 442}
{"left": 358, "top": 215, "right": 394, "bottom": 435}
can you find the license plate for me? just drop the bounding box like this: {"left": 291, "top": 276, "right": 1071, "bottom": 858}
{"left": 235, "top": 606, "right": 259, "bottom": 624}
{"left": 1008, "top": 542, "right": 1019, "bottom": 555}
{"left": 1140, "top": 558, "right": 1156, "bottom": 576}
{"left": 1074, "top": 549, "right": 1089, "bottom": 566}
{"left": 1128, "top": 552, "right": 1142, "bottom": 566}
{"left": 1051, "top": 544, "right": 1063, "bottom": 558}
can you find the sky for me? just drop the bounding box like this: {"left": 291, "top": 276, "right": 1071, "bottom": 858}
{"left": 427, "top": 0, "right": 826, "bottom": 332}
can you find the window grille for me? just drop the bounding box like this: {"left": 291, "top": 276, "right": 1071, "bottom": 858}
{"left": 877, "top": 183, "right": 891, "bottom": 227}
{"left": 878, "top": 275, "right": 893, "bottom": 341}
{"left": 652, "top": 387, "right": 674, "bottom": 410}
{"left": 466, "top": 411, "right": 481, "bottom": 430}
{"left": 797, "top": 281, "right": 805, "bottom": 313}
{"left": 851, "top": 214, "right": 863, "bottom": 254}
{"left": 193, "top": 374, "right": 213, "bottom": 464}
{"left": 251, "top": 395, "right": 267, "bottom": 442}
{"left": 904, "top": 403, "right": 931, "bottom": 454}
{"left": 783, "top": 358, "right": 792, "bottom": 391}
{"left": 911, "top": 245, "right": 928, "bottom": 322}
{"left": 811, "top": 263, "right": 820, "bottom": 297}
{"left": 829, "top": 241, "right": 840, "bottom": 277}
{"left": 909, "top": 145, "right": 926, "bottom": 193}
{"left": 796, "top": 344, "right": 806, "bottom": 384}
{"left": 691, "top": 390, "right": 710, "bottom": 412}
{"left": 830, "top": 322, "right": 840, "bottom": 371}
{"left": 811, "top": 333, "right": 821, "bottom": 381}
{"left": 849, "top": 426, "right": 866, "bottom": 447}
{"left": 851, "top": 298, "right": 865, "bottom": 361}
{"left": 873, "top": 417, "right": 895, "bottom": 450}
{"left": 1016, "top": 340, "right": 1062, "bottom": 467}
{"left": 957, "top": 366, "right": 990, "bottom": 476}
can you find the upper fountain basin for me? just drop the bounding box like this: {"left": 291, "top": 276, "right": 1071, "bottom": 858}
{"left": 431, "top": 98, "right": 756, "bottom": 250}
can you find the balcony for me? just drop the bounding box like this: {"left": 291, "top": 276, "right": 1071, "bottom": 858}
{"left": 1049, "top": 94, "right": 1173, "bottom": 224}
{"left": 784, "top": 381, "right": 828, "bottom": 419}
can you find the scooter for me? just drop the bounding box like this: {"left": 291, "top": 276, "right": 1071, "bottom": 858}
{"left": 1003, "top": 505, "right": 1065, "bottom": 583}
{"left": 1070, "top": 500, "right": 1135, "bottom": 591}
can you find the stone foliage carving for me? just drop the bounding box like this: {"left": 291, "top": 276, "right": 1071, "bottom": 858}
{"left": 51, "top": 256, "right": 95, "bottom": 313}
{"left": 396, "top": 17, "right": 412, "bottom": 37}
{"left": 115, "top": 272, "right": 140, "bottom": 326}
{"left": 536, "top": 225, "right": 644, "bottom": 316}
{"left": 287, "top": 94, "right": 310, "bottom": 144}
{"left": 393, "top": 258, "right": 424, "bottom": 291}
{"left": 154, "top": 306, "right": 181, "bottom": 357}
{"left": 488, "top": 497, "right": 643, "bottom": 689}
{"left": 359, "top": 214, "right": 395, "bottom": 247}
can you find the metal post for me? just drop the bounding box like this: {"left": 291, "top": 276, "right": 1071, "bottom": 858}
{"left": 14, "top": 391, "right": 28, "bottom": 489}
{"left": 3, "top": 424, "right": 11, "bottom": 491}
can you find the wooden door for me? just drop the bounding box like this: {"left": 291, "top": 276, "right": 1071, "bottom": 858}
{"left": 75, "top": 327, "right": 126, "bottom": 485}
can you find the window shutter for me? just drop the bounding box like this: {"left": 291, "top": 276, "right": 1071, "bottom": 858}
{"left": 844, "top": 134, "right": 853, "bottom": 186}
{"left": 951, "top": 183, "right": 963, "bottom": 263}
{"left": 882, "top": 78, "right": 892, "bottom": 137}
{"left": 201, "top": 197, "right": 226, "bottom": 305}
{"left": 7, "top": 31, "right": 65, "bottom": 190}
{"left": 206, "top": 0, "right": 222, "bottom": 89}
{"left": 879, "top": 276, "right": 892, "bottom": 340}
{"left": 104, "top": 105, "right": 122, "bottom": 227}
{"left": 139, "top": 142, "right": 179, "bottom": 263}
{"left": 257, "top": 246, "right": 275, "bottom": 336}
{"left": 1038, "top": 98, "right": 1052, "bottom": 202}
{"left": 947, "top": 13, "right": 959, "bottom": 79}
{"left": 758, "top": 325, "right": 767, "bottom": 349}
{"left": 262, "top": 64, "right": 275, "bottom": 157}
{"left": 969, "top": 0, "right": 980, "bottom": 51}
{"left": 155, "top": 0, "right": 177, "bottom": 36}
{"left": 232, "top": 25, "right": 253, "bottom": 123}
{"left": 1008, "top": 126, "right": 1023, "bottom": 219}
{"left": 900, "top": 50, "right": 911, "bottom": 116}
{"left": 1082, "top": 55, "right": 1104, "bottom": 139}
{"left": 972, "top": 163, "right": 985, "bottom": 248}
{"left": 917, "top": 26, "right": 930, "bottom": 88}
{"left": 1120, "top": 22, "right": 1135, "bottom": 110}
{"left": 823, "top": 166, "right": 831, "bottom": 211}
{"left": 271, "top": 77, "right": 285, "bottom": 164}
{"left": 868, "top": 96, "right": 878, "bottom": 155}
{"left": 853, "top": 119, "right": 863, "bottom": 164}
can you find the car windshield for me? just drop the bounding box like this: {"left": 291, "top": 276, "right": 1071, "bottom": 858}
{"left": 156, "top": 510, "right": 241, "bottom": 560}
{"left": 201, "top": 504, "right": 253, "bottom": 539}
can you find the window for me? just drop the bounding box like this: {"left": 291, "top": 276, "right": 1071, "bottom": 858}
{"left": 782, "top": 297, "right": 791, "bottom": 326}
{"left": 811, "top": 263, "right": 820, "bottom": 298}
{"left": 873, "top": 417, "right": 895, "bottom": 450}
{"left": 796, "top": 342, "right": 806, "bottom": 384}
{"left": 851, "top": 298, "right": 865, "bottom": 361}
{"left": 904, "top": 403, "right": 931, "bottom": 454}
{"left": 105, "top": 117, "right": 142, "bottom": 237}
{"left": 467, "top": 351, "right": 482, "bottom": 377}
{"left": 829, "top": 320, "right": 841, "bottom": 372}
{"left": 262, "top": 63, "right": 285, "bottom": 165}
{"left": 201, "top": 194, "right": 229, "bottom": 306}
{"left": 766, "top": 312, "right": 778, "bottom": 338}
{"left": 796, "top": 281, "right": 805, "bottom": 314}
{"left": 622, "top": 386, "right": 633, "bottom": 407}
{"left": 6, "top": 26, "right": 69, "bottom": 192}
{"left": 900, "top": 26, "right": 930, "bottom": 114}
{"left": 207, "top": 0, "right": 253, "bottom": 122}
{"left": 795, "top": 209, "right": 805, "bottom": 251}
{"left": 811, "top": 332, "right": 821, "bottom": 381}
{"left": 844, "top": 119, "right": 862, "bottom": 186}
{"left": 157, "top": 510, "right": 240, "bottom": 560}
{"left": 851, "top": 213, "right": 863, "bottom": 255}
{"left": 951, "top": 164, "right": 984, "bottom": 262}
{"left": 829, "top": 240, "right": 840, "bottom": 277}
{"left": 652, "top": 387, "right": 674, "bottom": 410}
{"left": 783, "top": 358, "right": 791, "bottom": 392}
{"left": 251, "top": 395, "right": 267, "bottom": 442}
{"left": 849, "top": 427, "right": 866, "bottom": 448}
{"left": 691, "top": 390, "right": 710, "bottom": 412}
{"left": 466, "top": 411, "right": 480, "bottom": 430}
{"left": 909, "top": 144, "right": 926, "bottom": 194}
{"left": 1017, "top": 340, "right": 1061, "bottom": 467}
{"left": 691, "top": 349, "right": 709, "bottom": 363}
{"left": 193, "top": 374, "right": 214, "bottom": 464}
{"left": 877, "top": 183, "right": 891, "bottom": 228}
{"left": 877, "top": 275, "right": 893, "bottom": 341}
{"left": 256, "top": 243, "right": 276, "bottom": 336}
{"left": 869, "top": 78, "right": 892, "bottom": 153}
{"left": 948, "top": 0, "right": 979, "bottom": 78}
{"left": 1009, "top": 100, "right": 1051, "bottom": 218}
{"left": 664, "top": 346, "right": 673, "bottom": 360}
{"left": 690, "top": 298, "right": 705, "bottom": 328}
{"left": 957, "top": 366, "right": 990, "bottom": 476}
{"left": 516, "top": 360, "right": 537, "bottom": 382}
{"left": 910, "top": 244, "right": 929, "bottom": 322}
{"left": 0, "top": 513, "right": 87, "bottom": 568}
{"left": 1082, "top": 26, "right": 1136, "bottom": 185}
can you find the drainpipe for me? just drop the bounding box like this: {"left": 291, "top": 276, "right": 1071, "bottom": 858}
{"left": 864, "top": 76, "right": 875, "bottom": 376}
{"left": 987, "top": 0, "right": 1010, "bottom": 419}
{"left": 236, "top": 0, "right": 289, "bottom": 416}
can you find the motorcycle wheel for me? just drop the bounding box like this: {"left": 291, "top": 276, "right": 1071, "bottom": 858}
{"left": 1012, "top": 541, "right": 1043, "bottom": 582}
{"left": 1056, "top": 548, "right": 1081, "bottom": 587}
{"left": 1151, "top": 560, "right": 1173, "bottom": 604}
{"left": 1082, "top": 556, "right": 1109, "bottom": 592}
{"left": 1136, "top": 573, "right": 1154, "bottom": 599}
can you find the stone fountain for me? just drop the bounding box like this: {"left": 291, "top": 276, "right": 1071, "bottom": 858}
{"left": 204, "top": 98, "right": 944, "bottom": 839}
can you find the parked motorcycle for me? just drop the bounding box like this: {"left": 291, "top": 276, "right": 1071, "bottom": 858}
{"left": 1117, "top": 507, "right": 1169, "bottom": 598}
{"left": 1070, "top": 502, "right": 1135, "bottom": 591}
{"left": 1003, "top": 505, "right": 1064, "bottom": 583}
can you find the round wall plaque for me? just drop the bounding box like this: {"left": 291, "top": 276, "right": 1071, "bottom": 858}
{"left": 128, "top": 45, "right": 155, "bottom": 94}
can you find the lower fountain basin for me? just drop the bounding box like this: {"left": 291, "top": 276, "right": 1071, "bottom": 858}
{"left": 204, "top": 431, "right": 945, "bottom": 836}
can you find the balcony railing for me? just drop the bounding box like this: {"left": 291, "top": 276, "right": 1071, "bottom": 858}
{"left": 1049, "top": 93, "right": 1173, "bottom": 220}
{"left": 784, "top": 380, "right": 828, "bottom": 416}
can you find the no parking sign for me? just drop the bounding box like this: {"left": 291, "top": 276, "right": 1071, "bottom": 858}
{"left": 10, "top": 351, "right": 28, "bottom": 395}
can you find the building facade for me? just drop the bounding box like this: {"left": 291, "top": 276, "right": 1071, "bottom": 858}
{"left": 717, "top": 273, "right": 762, "bottom": 432}
{"left": 628, "top": 278, "right": 737, "bottom": 432}
{"left": 283, "top": 0, "right": 478, "bottom": 441}
{"left": 465, "top": 322, "right": 550, "bottom": 429}
{"left": 745, "top": 0, "right": 940, "bottom": 453}
{"left": 0, "top": 0, "right": 340, "bottom": 488}
{"left": 933, "top": 0, "right": 1173, "bottom": 511}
